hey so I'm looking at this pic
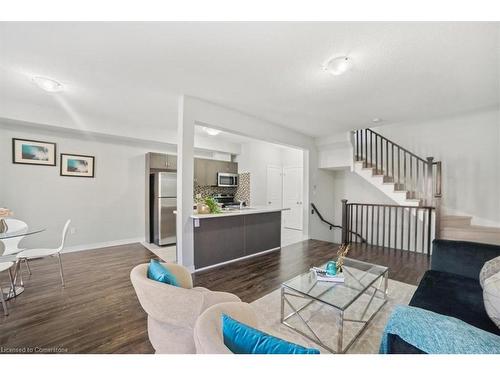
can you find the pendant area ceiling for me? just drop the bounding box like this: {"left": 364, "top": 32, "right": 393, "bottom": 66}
{"left": 0, "top": 22, "right": 498, "bottom": 140}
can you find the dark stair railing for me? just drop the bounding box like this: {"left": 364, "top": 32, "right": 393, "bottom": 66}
{"left": 353, "top": 128, "right": 442, "bottom": 207}
{"left": 341, "top": 199, "right": 435, "bottom": 255}
{"left": 311, "top": 203, "right": 366, "bottom": 243}
{"left": 340, "top": 127, "right": 445, "bottom": 255}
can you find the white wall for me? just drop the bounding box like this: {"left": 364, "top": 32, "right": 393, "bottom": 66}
{"left": 374, "top": 108, "right": 500, "bottom": 226}
{"left": 281, "top": 147, "right": 304, "bottom": 167}
{"left": 0, "top": 120, "right": 178, "bottom": 251}
{"left": 235, "top": 141, "right": 303, "bottom": 206}
{"left": 236, "top": 141, "right": 281, "bottom": 206}
{"left": 316, "top": 132, "right": 353, "bottom": 170}
{"left": 308, "top": 162, "right": 336, "bottom": 243}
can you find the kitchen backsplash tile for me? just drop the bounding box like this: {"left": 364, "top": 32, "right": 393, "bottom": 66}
{"left": 235, "top": 172, "right": 250, "bottom": 206}
{"left": 193, "top": 185, "right": 236, "bottom": 200}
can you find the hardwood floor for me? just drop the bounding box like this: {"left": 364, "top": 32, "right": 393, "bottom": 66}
{"left": 0, "top": 244, "right": 156, "bottom": 354}
{"left": 0, "top": 239, "right": 429, "bottom": 353}
{"left": 193, "top": 240, "right": 430, "bottom": 302}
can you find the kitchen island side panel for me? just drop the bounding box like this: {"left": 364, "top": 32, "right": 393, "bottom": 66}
{"left": 193, "top": 215, "right": 245, "bottom": 269}
{"left": 193, "top": 211, "right": 282, "bottom": 269}
{"left": 244, "top": 212, "right": 281, "bottom": 255}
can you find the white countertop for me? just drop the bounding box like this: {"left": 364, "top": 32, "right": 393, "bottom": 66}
{"left": 190, "top": 206, "right": 290, "bottom": 219}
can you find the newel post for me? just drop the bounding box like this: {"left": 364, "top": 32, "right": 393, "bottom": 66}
{"left": 434, "top": 161, "right": 442, "bottom": 240}
{"left": 341, "top": 199, "right": 348, "bottom": 245}
{"left": 426, "top": 156, "right": 442, "bottom": 241}
{"left": 426, "top": 157, "right": 434, "bottom": 207}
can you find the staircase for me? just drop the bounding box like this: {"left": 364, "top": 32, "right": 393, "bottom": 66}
{"left": 351, "top": 128, "right": 500, "bottom": 246}
{"left": 441, "top": 216, "right": 500, "bottom": 245}
{"left": 353, "top": 161, "right": 422, "bottom": 207}
{"left": 352, "top": 128, "right": 441, "bottom": 207}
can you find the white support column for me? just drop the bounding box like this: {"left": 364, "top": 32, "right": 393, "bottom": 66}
{"left": 176, "top": 95, "right": 195, "bottom": 271}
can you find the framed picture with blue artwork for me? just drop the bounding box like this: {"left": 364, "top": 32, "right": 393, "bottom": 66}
{"left": 60, "top": 153, "right": 95, "bottom": 178}
{"left": 12, "top": 138, "right": 57, "bottom": 166}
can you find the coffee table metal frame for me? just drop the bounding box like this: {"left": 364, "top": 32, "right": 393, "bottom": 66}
{"left": 280, "top": 260, "right": 389, "bottom": 354}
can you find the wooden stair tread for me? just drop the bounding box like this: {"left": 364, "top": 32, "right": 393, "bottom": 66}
{"left": 441, "top": 215, "right": 473, "bottom": 220}
{"left": 441, "top": 225, "right": 500, "bottom": 234}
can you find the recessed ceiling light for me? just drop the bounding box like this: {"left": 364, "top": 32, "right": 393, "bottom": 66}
{"left": 32, "top": 76, "right": 64, "bottom": 93}
{"left": 372, "top": 118, "right": 383, "bottom": 123}
{"left": 323, "top": 56, "right": 352, "bottom": 76}
{"left": 202, "top": 127, "right": 221, "bottom": 136}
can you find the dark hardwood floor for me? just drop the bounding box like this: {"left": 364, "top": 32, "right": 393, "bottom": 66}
{"left": 193, "top": 240, "right": 430, "bottom": 302}
{"left": 0, "top": 239, "right": 429, "bottom": 353}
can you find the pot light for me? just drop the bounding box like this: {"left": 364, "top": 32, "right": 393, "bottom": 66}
{"left": 202, "top": 127, "right": 221, "bottom": 136}
{"left": 323, "top": 56, "right": 352, "bottom": 76}
{"left": 32, "top": 76, "right": 64, "bottom": 93}
{"left": 372, "top": 118, "right": 382, "bottom": 123}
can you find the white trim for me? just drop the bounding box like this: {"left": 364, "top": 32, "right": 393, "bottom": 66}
{"left": 193, "top": 246, "right": 281, "bottom": 273}
{"left": 62, "top": 237, "right": 145, "bottom": 254}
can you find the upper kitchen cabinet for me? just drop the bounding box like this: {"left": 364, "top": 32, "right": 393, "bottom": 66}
{"left": 194, "top": 158, "right": 238, "bottom": 186}
{"left": 148, "top": 152, "right": 177, "bottom": 170}
{"left": 167, "top": 154, "right": 177, "bottom": 170}
{"left": 194, "top": 158, "right": 208, "bottom": 186}
{"left": 219, "top": 161, "right": 238, "bottom": 174}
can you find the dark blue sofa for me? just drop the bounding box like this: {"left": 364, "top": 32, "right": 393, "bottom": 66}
{"left": 388, "top": 239, "right": 500, "bottom": 354}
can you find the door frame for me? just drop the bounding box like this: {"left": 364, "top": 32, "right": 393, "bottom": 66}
{"left": 266, "top": 164, "right": 284, "bottom": 211}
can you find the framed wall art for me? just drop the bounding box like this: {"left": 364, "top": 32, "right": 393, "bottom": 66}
{"left": 12, "top": 138, "right": 57, "bottom": 166}
{"left": 60, "top": 153, "right": 95, "bottom": 178}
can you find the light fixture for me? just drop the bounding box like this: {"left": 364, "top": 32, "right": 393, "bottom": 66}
{"left": 372, "top": 118, "right": 382, "bottom": 123}
{"left": 32, "top": 76, "right": 64, "bottom": 93}
{"left": 323, "top": 56, "right": 352, "bottom": 76}
{"left": 202, "top": 127, "right": 221, "bottom": 136}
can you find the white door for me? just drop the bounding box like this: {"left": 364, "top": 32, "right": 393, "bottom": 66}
{"left": 266, "top": 166, "right": 283, "bottom": 209}
{"left": 283, "top": 167, "right": 303, "bottom": 230}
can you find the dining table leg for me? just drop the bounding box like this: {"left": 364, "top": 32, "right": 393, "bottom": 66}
{"left": 6, "top": 259, "right": 25, "bottom": 300}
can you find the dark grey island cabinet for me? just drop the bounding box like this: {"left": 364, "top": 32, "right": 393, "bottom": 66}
{"left": 193, "top": 210, "right": 283, "bottom": 269}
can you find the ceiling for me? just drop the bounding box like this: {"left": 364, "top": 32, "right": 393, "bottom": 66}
{"left": 1, "top": 22, "right": 498, "bottom": 140}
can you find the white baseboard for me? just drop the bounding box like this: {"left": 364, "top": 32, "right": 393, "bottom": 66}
{"left": 62, "top": 237, "right": 145, "bottom": 254}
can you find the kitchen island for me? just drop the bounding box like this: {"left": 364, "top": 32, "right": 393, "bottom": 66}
{"left": 192, "top": 207, "right": 289, "bottom": 270}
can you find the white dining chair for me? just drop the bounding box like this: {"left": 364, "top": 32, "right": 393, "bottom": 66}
{"left": 16, "top": 219, "right": 71, "bottom": 287}
{"left": 0, "top": 219, "right": 31, "bottom": 275}
{"left": 0, "top": 261, "right": 15, "bottom": 315}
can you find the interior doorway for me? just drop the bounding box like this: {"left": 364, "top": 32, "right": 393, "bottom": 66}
{"left": 266, "top": 165, "right": 283, "bottom": 209}
{"left": 266, "top": 165, "right": 304, "bottom": 231}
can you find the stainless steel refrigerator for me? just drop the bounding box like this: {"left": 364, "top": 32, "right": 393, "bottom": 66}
{"left": 152, "top": 172, "right": 177, "bottom": 246}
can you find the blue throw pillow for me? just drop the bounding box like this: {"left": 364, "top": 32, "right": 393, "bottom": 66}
{"left": 147, "top": 259, "right": 179, "bottom": 286}
{"left": 222, "top": 314, "right": 320, "bottom": 354}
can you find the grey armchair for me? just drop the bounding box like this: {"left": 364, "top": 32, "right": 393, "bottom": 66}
{"left": 130, "top": 262, "right": 240, "bottom": 354}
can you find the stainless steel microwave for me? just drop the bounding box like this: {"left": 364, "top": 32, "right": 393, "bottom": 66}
{"left": 217, "top": 172, "right": 238, "bottom": 187}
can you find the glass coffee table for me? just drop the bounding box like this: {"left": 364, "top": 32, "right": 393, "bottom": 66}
{"left": 281, "top": 258, "right": 389, "bottom": 353}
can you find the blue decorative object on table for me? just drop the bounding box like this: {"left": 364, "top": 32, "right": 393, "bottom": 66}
{"left": 380, "top": 305, "right": 500, "bottom": 354}
{"left": 147, "top": 259, "right": 179, "bottom": 286}
{"left": 222, "top": 314, "right": 320, "bottom": 354}
{"left": 326, "top": 261, "right": 337, "bottom": 276}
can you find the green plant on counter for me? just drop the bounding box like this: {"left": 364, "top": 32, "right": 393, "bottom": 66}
{"left": 204, "top": 197, "right": 222, "bottom": 214}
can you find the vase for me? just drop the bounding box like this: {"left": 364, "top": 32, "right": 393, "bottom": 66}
{"left": 326, "top": 261, "right": 337, "bottom": 276}
{"left": 0, "top": 218, "right": 8, "bottom": 234}
{"left": 197, "top": 203, "right": 210, "bottom": 214}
